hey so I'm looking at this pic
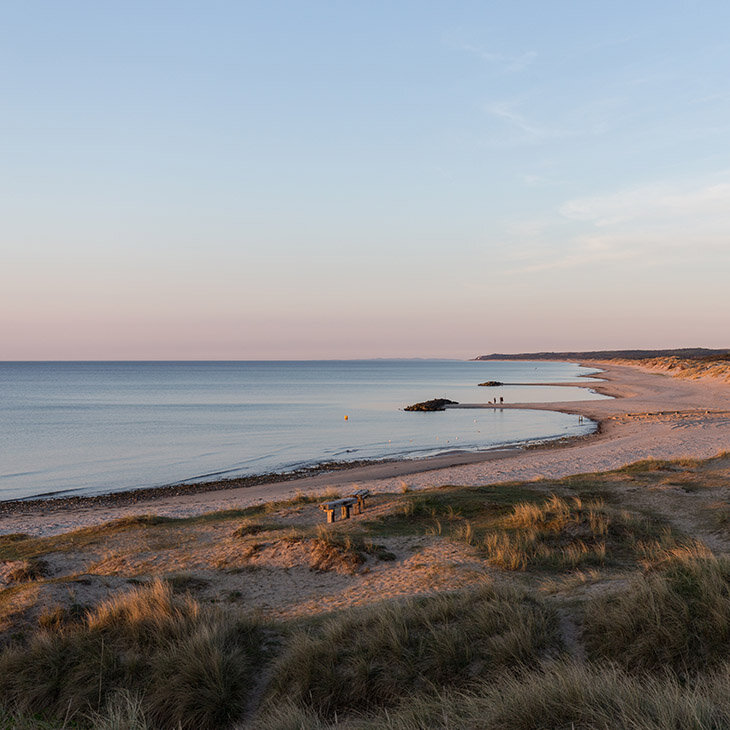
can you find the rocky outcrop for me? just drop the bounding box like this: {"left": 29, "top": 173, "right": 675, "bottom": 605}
{"left": 404, "top": 398, "right": 458, "bottom": 412}
{"left": 478, "top": 381, "right": 503, "bottom": 387}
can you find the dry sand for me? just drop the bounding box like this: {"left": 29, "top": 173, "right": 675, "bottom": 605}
{"left": 3, "top": 361, "right": 730, "bottom": 537}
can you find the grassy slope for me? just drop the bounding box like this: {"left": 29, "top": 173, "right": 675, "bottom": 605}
{"left": 1, "top": 455, "right": 730, "bottom": 728}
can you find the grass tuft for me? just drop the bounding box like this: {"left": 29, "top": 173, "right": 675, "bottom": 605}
{"left": 5, "top": 558, "right": 50, "bottom": 584}
{"left": 265, "top": 583, "right": 560, "bottom": 719}
{"left": 306, "top": 660, "right": 730, "bottom": 730}
{"left": 0, "top": 534, "right": 31, "bottom": 549}
{"left": 479, "top": 494, "right": 660, "bottom": 572}
{"left": 584, "top": 552, "right": 730, "bottom": 672}
{"left": 0, "top": 579, "right": 264, "bottom": 729}
{"left": 309, "top": 527, "right": 395, "bottom": 573}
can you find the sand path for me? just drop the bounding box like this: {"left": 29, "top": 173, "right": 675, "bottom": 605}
{"left": 3, "top": 362, "right": 729, "bottom": 537}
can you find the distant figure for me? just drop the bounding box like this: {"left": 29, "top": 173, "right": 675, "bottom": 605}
{"left": 499, "top": 396, "right": 503, "bottom": 404}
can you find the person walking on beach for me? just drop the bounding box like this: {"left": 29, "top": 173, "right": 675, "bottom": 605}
{"left": 499, "top": 396, "right": 503, "bottom": 404}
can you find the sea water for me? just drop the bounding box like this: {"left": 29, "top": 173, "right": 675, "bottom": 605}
{"left": 0, "top": 360, "right": 607, "bottom": 501}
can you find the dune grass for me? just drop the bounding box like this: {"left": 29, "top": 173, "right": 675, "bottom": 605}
{"left": 363, "top": 483, "right": 545, "bottom": 538}
{"left": 0, "top": 580, "right": 265, "bottom": 730}
{"left": 366, "top": 487, "right": 670, "bottom": 572}
{"left": 308, "top": 526, "right": 396, "bottom": 573}
{"left": 2, "top": 455, "right": 729, "bottom": 727}
{"left": 584, "top": 551, "right": 730, "bottom": 673}
{"left": 3, "top": 558, "right": 50, "bottom": 585}
{"left": 265, "top": 583, "right": 560, "bottom": 720}
{"left": 481, "top": 494, "right": 667, "bottom": 571}
{"left": 342, "top": 660, "right": 730, "bottom": 730}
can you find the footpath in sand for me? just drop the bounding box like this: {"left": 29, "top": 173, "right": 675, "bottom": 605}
{"left": 3, "top": 362, "right": 730, "bottom": 537}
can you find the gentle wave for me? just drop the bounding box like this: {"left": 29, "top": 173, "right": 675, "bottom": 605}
{"left": 0, "top": 360, "right": 607, "bottom": 501}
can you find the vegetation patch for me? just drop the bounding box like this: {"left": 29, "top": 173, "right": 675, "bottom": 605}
{"left": 480, "top": 495, "right": 665, "bottom": 571}
{"left": 4, "top": 558, "right": 50, "bottom": 585}
{"left": 364, "top": 484, "right": 544, "bottom": 538}
{"left": 265, "top": 584, "right": 560, "bottom": 719}
{"left": 309, "top": 527, "right": 396, "bottom": 573}
{"left": 166, "top": 573, "right": 211, "bottom": 594}
{"left": 268, "top": 660, "right": 730, "bottom": 730}
{"left": 584, "top": 552, "right": 730, "bottom": 672}
{"left": 232, "top": 521, "right": 284, "bottom": 538}
{"left": 0, "top": 534, "right": 30, "bottom": 550}
{"left": 0, "top": 580, "right": 265, "bottom": 729}
{"left": 367, "top": 486, "right": 670, "bottom": 572}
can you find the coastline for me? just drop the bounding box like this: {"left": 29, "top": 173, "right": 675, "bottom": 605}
{"left": 0, "top": 363, "right": 606, "bottom": 513}
{"left": 3, "top": 360, "right": 730, "bottom": 536}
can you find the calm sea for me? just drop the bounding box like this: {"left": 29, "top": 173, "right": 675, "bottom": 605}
{"left": 0, "top": 360, "right": 607, "bottom": 501}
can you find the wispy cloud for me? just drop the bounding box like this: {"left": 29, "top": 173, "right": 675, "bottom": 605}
{"left": 450, "top": 36, "right": 537, "bottom": 74}
{"left": 486, "top": 102, "right": 551, "bottom": 138}
{"left": 559, "top": 182, "right": 730, "bottom": 226}
{"left": 483, "top": 101, "right": 573, "bottom": 143}
{"left": 509, "top": 177, "right": 730, "bottom": 272}
{"left": 483, "top": 94, "right": 626, "bottom": 146}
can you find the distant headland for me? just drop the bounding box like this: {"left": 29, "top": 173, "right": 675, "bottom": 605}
{"left": 474, "top": 348, "right": 730, "bottom": 361}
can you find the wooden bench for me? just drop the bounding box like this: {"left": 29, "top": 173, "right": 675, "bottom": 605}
{"left": 350, "top": 488, "right": 370, "bottom": 514}
{"left": 320, "top": 497, "right": 358, "bottom": 523}
{"left": 319, "top": 490, "right": 371, "bottom": 523}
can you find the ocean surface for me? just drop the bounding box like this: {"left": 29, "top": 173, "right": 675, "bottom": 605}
{"left": 0, "top": 360, "right": 608, "bottom": 502}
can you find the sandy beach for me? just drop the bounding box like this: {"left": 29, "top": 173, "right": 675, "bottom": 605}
{"left": 3, "top": 360, "right": 729, "bottom": 537}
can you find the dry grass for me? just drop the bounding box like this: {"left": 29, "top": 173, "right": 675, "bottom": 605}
{"left": 0, "top": 580, "right": 265, "bottom": 729}
{"left": 584, "top": 552, "right": 730, "bottom": 672}
{"left": 265, "top": 583, "right": 560, "bottom": 719}
{"left": 11, "top": 658, "right": 730, "bottom": 730}
{"left": 481, "top": 495, "right": 610, "bottom": 571}
{"left": 472, "top": 494, "right": 665, "bottom": 572}
{"left": 617, "top": 355, "right": 730, "bottom": 381}
{"left": 3, "top": 455, "right": 729, "bottom": 727}
{"left": 308, "top": 526, "right": 395, "bottom": 573}
{"left": 366, "top": 481, "right": 677, "bottom": 573}
{"left": 341, "top": 660, "right": 730, "bottom": 730}
{"left": 0, "top": 535, "right": 31, "bottom": 550}
{"left": 3, "top": 558, "right": 50, "bottom": 585}
{"left": 232, "top": 520, "right": 283, "bottom": 538}
{"left": 0, "top": 689, "right": 151, "bottom": 729}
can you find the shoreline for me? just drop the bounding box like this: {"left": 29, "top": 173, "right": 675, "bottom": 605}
{"left": 0, "top": 424, "right": 600, "bottom": 516}
{"left": 3, "top": 360, "right": 730, "bottom": 536}
{"left": 1, "top": 366, "right": 608, "bottom": 514}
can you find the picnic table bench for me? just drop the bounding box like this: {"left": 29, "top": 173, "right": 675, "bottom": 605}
{"left": 320, "top": 489, "right": 371, "bottom": 523}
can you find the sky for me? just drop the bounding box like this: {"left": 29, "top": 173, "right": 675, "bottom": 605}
{"left": 2, "top": 1, "right": 729, "bottom": 360}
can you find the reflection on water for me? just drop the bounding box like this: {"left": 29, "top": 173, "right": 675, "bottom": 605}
{"left": 0, "top": 360, "right": 607, "bottom": 501}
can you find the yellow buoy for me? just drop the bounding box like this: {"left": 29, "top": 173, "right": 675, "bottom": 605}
{"left": 344, "top": 415, "right": 349, "bottom": 421}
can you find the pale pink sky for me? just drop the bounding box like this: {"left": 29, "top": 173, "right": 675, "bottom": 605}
{"left": 2, "top": 3, "right": 729, "bottom": 359}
